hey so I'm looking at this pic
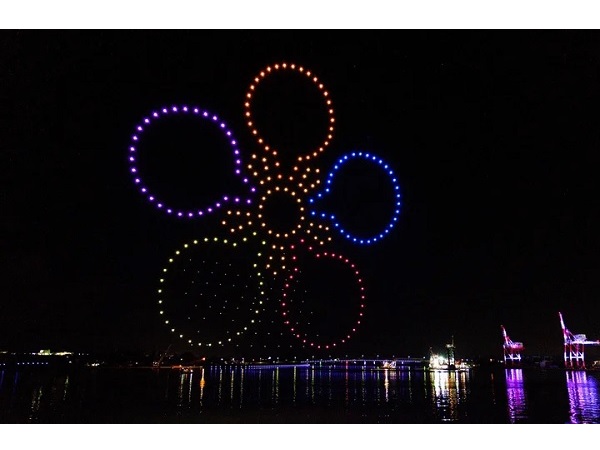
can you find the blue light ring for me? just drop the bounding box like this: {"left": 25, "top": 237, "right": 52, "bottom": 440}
{"left": 307, "top": 151, "right": 402, "bottom": 245}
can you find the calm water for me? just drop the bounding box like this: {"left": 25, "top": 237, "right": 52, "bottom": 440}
{"left": 0, "top": 366, "right": 599, "bottom": 423}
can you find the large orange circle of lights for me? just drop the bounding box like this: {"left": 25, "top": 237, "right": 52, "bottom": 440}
{"left": 280, "top": 240, "right": 366, "bottom": 350}
{"left": 244, "top": 62, "right": 335, "bottom": 172}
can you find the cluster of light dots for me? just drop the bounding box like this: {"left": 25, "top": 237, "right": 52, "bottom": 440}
{"left": 238, "top": 63, "right": 333, "bottom": 247}
{"left": 308, "top": 152, "right": 402, "bottom": 244}
{"left": 222, "top": 184, "right": 333, "bottom": 246}
{"left": 248, "top": 163, "right": 322, "bottom": 193}
{"left": 280, "top": 240, "right": 365, "bottom": 350}
{"left": 128, "top": 105, "right": 256, "bottom": 218}
{"left": 157, "top": 237, "right": 266, "bottom": 348}
{"left": 220, "top": 182, "right": 335, "bottom": 276}
{"left": 221, "top": 180, "right": 334, "bottom": 275}
{"left": 254, "top": 220, "right": 334, "bottom": 277}
{"left": 244, "top": 62, "right": 335, "bottom": 174}
{"left": 125, "top": 62, "right": 403, "bottom": 353}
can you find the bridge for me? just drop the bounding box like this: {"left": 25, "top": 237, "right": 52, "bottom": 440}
{"left": 302, "top": 358, "right": 428, "bottom": 368}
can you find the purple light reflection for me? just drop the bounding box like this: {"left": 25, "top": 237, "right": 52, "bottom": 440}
{"left": 566, "top": 371, "right": 600, "bottom": 423}
{"left": 505, "top": 369, "right": 527, "bottom": 423}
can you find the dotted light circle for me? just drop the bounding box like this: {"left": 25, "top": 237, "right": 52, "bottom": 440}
{"left": 256, "top": 185, "right": 305, "bottom": 240}
{"left": 220, "top": 185, "right": 330, "bottom": 242}
{"left": 220, "top": 186, "right": 334, "bottom": 278}
{"left": 157, "top": 237, "right": 266, "bottom": 348}
{"left": 128, "top": 105, "right": 256, "bottom": 218}
{"left": 280, "top": 240, "right": 366, "bottom": 350}
{"left": 244, "top": 62, "right": 335, "bottom": 173}
{"left": 308, "top": 152, "right": 402, "bottom": 245}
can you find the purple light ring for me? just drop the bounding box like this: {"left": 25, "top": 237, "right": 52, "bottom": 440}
{"left": 128, "top": 105, "right": 256, "bottom": 219}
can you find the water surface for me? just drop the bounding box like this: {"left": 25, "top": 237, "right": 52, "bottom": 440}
{"left": 1, "top": 366, "right": 598, "bottom": 423}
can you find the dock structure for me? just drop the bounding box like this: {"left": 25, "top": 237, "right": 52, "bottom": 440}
{"left": 559, "top": 312, "right": 600, "bottom": 368}
{"left": 501, "top": 325, "right": 524, "bottom": 365}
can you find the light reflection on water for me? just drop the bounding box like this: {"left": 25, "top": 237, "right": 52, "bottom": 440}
{"left": 1, "top": 366, "right": 600, "bottom": 423}
{"left": 505, "top": 369, "right": 527, "bottom": 423}
{"left": 566, "top": 371, "right": 600, "bottom": 424}
{"left": 29, "top": 386, "right": 43, "bottom": 422}
{"left": 199, "top": 368, "right": 206, "bottom": 402}
{"left": 428, "top": 370, "right": 469, "bottom": 422}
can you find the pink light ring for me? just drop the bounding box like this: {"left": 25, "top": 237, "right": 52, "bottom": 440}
{"left": 128, "top": 105, "right": 257, "bottom": 218}
{"left": 281, "top": 239, "right": 366, "bottom": 350}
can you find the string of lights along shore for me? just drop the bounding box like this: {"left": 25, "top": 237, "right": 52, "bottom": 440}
{"left": 127, "top": 62, "right": 403, "bottom": 351}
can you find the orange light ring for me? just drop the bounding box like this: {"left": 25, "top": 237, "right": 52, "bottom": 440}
{"left": 255, "top": 185, "right": 306, "bottom": 240}
{"left": 244, "top": 62, "right": 335, "bottom": 175}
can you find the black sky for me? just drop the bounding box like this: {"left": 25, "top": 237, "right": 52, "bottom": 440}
{"left": 1, "top": 31, "right": 600, "bottom": 360}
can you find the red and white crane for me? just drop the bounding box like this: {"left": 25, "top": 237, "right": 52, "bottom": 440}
{"left": 501, "top": 325, "right": 524, "bottom": 365}
{"left": 559, "top": 312, "right": 600, "bottom": 368}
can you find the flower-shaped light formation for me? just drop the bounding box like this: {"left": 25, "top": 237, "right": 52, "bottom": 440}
{"left": 308, "top": 152, "right": 402, "bottom": 244}
{"left": 127, "top": 61, "right": 403, "bottom": 351}
{"left": 222, "top": 62, "right": 342, "bottom": 275}
{"left": 128, "top": 105, "right": 256, "bottom": 218}
{"left": 157, "top": 237, "right": 267, "bottom": 348}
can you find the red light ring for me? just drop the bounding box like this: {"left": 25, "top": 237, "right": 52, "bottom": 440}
{"left": 281, "top": 240, "right": 366, "bottom": 350}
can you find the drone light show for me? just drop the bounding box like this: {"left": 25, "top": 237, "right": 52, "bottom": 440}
{"left": 128, "top": 105, "right": 256, "bottom": 218}
{"left": 308, "top": 152, "right": 402, "bottom": 244}
{"left": 126, "top": 62, "right": 402, "bottom": 351}
{"left": 281, "top": 240, "right": 366, "bottom": 350}
{"left": 157, "top": 237, "right": 267, "bottom": 348}
{"left": 243, "top": 62, "right": 335, "bottom": 177}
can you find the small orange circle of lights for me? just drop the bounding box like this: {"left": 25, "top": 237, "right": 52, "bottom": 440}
{"left": 257, "top": 186, "right": 303, "bottom": 240}
{"left": 221, "top": 183, "right": 333, "bottom": 276}
{"left": 244, "top": 62, "right": 335, "bottom": 174}
{"left": 226, "top": 167, "right": 328, "bottom": 256}
{"left": 281, "top": 239, "right": 366, "bottom": 350}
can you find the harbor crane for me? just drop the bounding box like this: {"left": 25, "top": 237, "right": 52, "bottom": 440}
{"left": 559, "top": 312, "right": 600, "bottom": 368}
{"left": 152, "top": 344, "right": 172, "bottom": 368}
{"left": 501, "top": 325, "right": 524, "bottom": 365}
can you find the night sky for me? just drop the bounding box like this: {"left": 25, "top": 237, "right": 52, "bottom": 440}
{"left": 2, "top": 31, "right": 600, "bottom": 360}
